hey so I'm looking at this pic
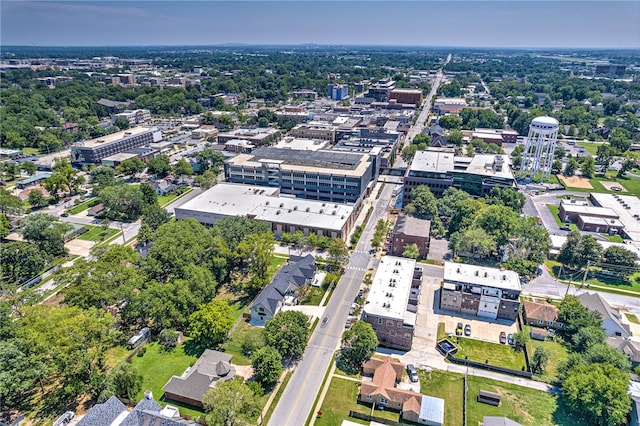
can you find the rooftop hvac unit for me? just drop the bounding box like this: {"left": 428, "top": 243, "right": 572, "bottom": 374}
{"left": 306, "top": 207, "right": 310, "bottom": 212}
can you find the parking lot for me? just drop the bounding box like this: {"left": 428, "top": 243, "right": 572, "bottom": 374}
{"left": 437, "top": 311, "right": 518, "bottom": 345}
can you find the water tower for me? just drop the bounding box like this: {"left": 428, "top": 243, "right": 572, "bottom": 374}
{"left": 519, "top": 116, "right": 559, "bottom": 181}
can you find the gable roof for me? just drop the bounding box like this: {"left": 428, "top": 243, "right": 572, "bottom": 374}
{"left": 78, "top": 396, "right": 127, "bottom": 426}
{"left": 162, "top": 350, "right": 235, "bottom": 404}
{"left": 578, "top": 292, "right": 628, "bottom": 328}
{"left": 250, "top": 254, "right": 316, "bottom": 316}
{"left": 523, "top": 301, "right": 559, "bottom": 323}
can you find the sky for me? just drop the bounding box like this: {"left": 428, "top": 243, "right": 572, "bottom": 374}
{"left": 1, "top": 1, "right": 639, "bottom": 48}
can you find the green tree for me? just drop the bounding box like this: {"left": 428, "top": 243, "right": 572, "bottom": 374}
{"left": 139, "top": 182, "right": 158, "bottom": 207}
{"left": 402, "top": 243, "right": 420, "bottom": 259}
{"left": 202, "top": 377, "right": 261, "bottom": 426}
{"left": 89, "top": 167, "right": 122, "bottom": 194}
{"left": 449, "top": 227, "right": 496, "bottom": 259}
{"left": 141, "top": 203, "right": 170, "bottom": 231}
{"left": 116, "top": 157, "right": 145, "bottom": 178}
{"left": 401, "top": 144, "right": 418, "bottom": 162}
{"left": 338, "top": 321, "right": 378, "bottom": 373}
{"left": 562, "top": 363, "right": 630, "bottom": 426}
{"left": 27, "top": 190, "right": 49, "bottom": 209}
{"left": 0, "top": 242, "right": 47, "bottom": 285}
{"left": 0, "top": 340, "right": 42, "bottom": 411}
{"left": 580, "top": 156, "right": 596, "bottom": 178}
{"left": 572, "top": 325, "right": 606, "bottom": 353}
{"left": 532, "top": 346, "right": 549, "bottom": 373}
{"left": 583, "top": 343, "right": 630, "bottom": 371}
{"left": 558, "top": 295, "right": 603, "bottom": 338}
{"left": 603, "top": 246, "right": 637, "bottom": 276}
{"left": 110, "top": 363, "right": 142, "bottom": 400}
{"left": 0, "top": 215, "right": 10, "bottom": 238}
{"left": 194, "top": 169, "right": 217, "bottom": 189}
{"left": 172, "top": 158, "right": 194, "bottom": 182}
{"left": 251, "top": 346, "right": 283, "bottom": 385}
{"left": 193, "top": 149, "right": 225, "bottom": 173}
{"left": 236, "top": 232, "right": 275, "bottom": 289}
{"left": 438, "top": 114, "right": 462, "bottom": 130}
{"left": 20, "top": 213, "right": 72, "bottom": 257}
{"left": 326, "top": 238, "right": 349, "bottom": 271}
{"left": 114, "top": 116, "right": 131, "bottom": 130}
{"left": 20, "top": 161, "right": 37, "bottom": 176}
{"left": 513, "top": 330, "right": 528, "bottom": 351}
{"left": 596, "top": 144, "right": 618, "bottom": 171}
{"left": 189, "top": 300, "right": 234, "bottom": 349}
{"left": 146, "top": 154, "right": 172, "bottom": 177}
{"left": 211, "top": 216, "right": 271, "bottom": 255}
{"left": 447, "top": 129, "right": 464, "bottom": 146}
{"left": 412, "top": 132, "right": 431, "bottom": 145}
{"left": 263, "top": 311, "right": 309, "bottom": 359}
{"left": 0, "top": 188, "right": 24, "bottom": 215}
{"left": 99, "top": 184, "right": 145, "bottom": 222}
{"left": 617, "top": 158, "right": 635, "bottom": 178}
{"left": 485, "top": 187, "right": 526, "bottom": 213}
{"left": 564, "top": 157, "right": 579, "bottom": 176}
{"left": 472, "top": 204, "right": 520, "bottom": 247}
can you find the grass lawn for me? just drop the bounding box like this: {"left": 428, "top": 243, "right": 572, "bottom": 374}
{"left": 76, "top": 224, "right": 120, "bottom": 242}
{"left": 269, "top": 255, "right": 288, "bottom": 276}
{"left": 546, "top": 204, "right": 563, "bottom": 227}
{"left": 129, "top": 342, "right": 202, "bottom": 419}
{"left": 451, "top": 337, "right": 527, "bottom": 371}
{"left": 104, "top": 346, "right": 130, "bottom": 370}
{"left": 221, "top": 320, "right": 263, "bottom": 365}
{"left": 315, "top": 377, "right": 369, "bottom": 426}
{"left": 303, "top": 286, "right": 326, "bottom": 305}
{"left": 525, "top": 331, "right": 569, "bottom": 384}
{"left": 545, "top": 260, "right": 640, "bottom": 294}
{"left": 158, "top": 188, "right": 193, "bottom": 207}
{"left": 600, "top": 233, "right": 624, "bottom": 243}
{"left": 23, "top": 147, "right": 40, "bottom": 155}
{"left": 576, "top": 142, "right": 599, "bottom": 155}
{"left": 467, "top": 375, "right": 588, "bottom": 426}
{"left": 420, "top": 370, "right": 464, "bottom": 426}
{"left": 68, "top": 197, "right": 101, "bottom": 214}
{"left": 626, "top": 313, "right": 640, "bottom": 324}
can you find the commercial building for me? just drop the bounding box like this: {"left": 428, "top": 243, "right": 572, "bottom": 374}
{"left": 70, "top": 127, "right": 161, "bottom": 165}
{"left": 114, "top": 109, "right": 151, "bottom": 126}
{"left": 391, "top": 215, "right": 431, "bottom": 259}
{"left": 327, "top": 83, "right": 349, "bottom": 101}
{"left": 558, "top": 199, "right": 623, "bottom": 234}
{"left": 439, "top": 262, "right": 521, "bottom": 321}
{"left": 16, "top": 173, "right": 51, "bottom": 189}
{"left": 366, "top": 78, "right": 396, "bottom": 102}
{"left": 291, "top": 89, "right": 318, "bottom": 100}
{"left": 362, "top": 256, "right": 422, "bottom": 350}
{"left": 474, "top": 128, "right": 519, "bottom": 144}
{"left": 175, "top": 183, "right": 356, "bottom": 241}
{"left": 403, "top": 149, "right": 516, "bottom": 202}
{"left": 389, "top": 88, "right": 423, "bottom": 105}
{"left": 590, "top": 193, "right": 640, "bottom": 242}
{"left": 433, "top": 98, "right": 467, "bottom": 114}
{"left": 216, "top": 126, "right": 279, "bottom": 146}
{"left": 595, "top": 65, "right": 626, "bottom": 78}
{"left": 290, "top": 122, "right": 337, "bottom": 142}
{"left": 224, "top": 148, "right": 374, "bottom": 204}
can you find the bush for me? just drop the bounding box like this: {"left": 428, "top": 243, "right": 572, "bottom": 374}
{"left": 159, "top": 329, "right": 179, "bottom": 351}
{"left": 136, "top": 346, "right": 147, "bottom": 357}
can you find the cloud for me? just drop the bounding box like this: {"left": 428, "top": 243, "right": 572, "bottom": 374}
{"left": 2, "top": 1, "right": 149, "bottom": 18}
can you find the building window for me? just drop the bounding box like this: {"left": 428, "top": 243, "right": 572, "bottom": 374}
{"left": 404, "top": 333, "right": 411, "bottom": 339}
{"left": 386, "top": 320, "right": 394, "bottom": 327}
{"left": 367, "top": 395, "right": 372, "bottom": 400}
{"left": 389, "top": 330, "right": 397, "bottom": 337}
{"left": 378, "top": 318, "right": 383, "bottom": 325}
{"left": 380, "top": 397, "right": 387, "bottom": 404}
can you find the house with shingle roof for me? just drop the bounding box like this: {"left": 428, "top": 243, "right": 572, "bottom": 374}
{"left": 358, "top": 357, "right": 444, "bottom": 425}
{"left": 522, "top": 301, "right": 565, "bottom": 330}
{"left": 249, "top": 254, "right": 316, "bottom": 325}
{"left": 578, "top": 292, "right": 630, "bottom": 338}
{"left": 162, "top": 350, "right": 236, "bottom": 408}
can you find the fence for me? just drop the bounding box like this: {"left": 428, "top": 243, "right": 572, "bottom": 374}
{"left": 348, "top": 411, "right": 402, "bottom": 426}
{"left": 446, "top": 354, "right": 533, "bottom": 379}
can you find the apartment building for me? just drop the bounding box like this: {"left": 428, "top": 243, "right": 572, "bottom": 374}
{"left": 70, "top": 126, "right": 161, "bottom": 165}
{"left": 389, "top": 88, "right": 423, "bottom": 105}
{"left": 290, "top": 122, "right": 337, "bottom": 142}
{"left": 216, "top": 127, "right": 279, "bottom": 146}
{"left": 114, "top": 109, "right": 151, "bottom": 126}
{"left": 439, "top": 262, "right": 521, "bottom": 321}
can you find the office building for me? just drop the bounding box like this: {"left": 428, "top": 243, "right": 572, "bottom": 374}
{"left": 290, "top": 122, "right": 337, "bottom": 142}
{"left": 225, "top": 147, "right": 374, "bottom": 204}
{"left": 595, "top": 65, "right": 626, "bottom": 79}
{"left": 216, "top": 127, "right": 279, "bottom": 146}
{"left": 389, "top": 88, "right": 423, "bottom": 105}
{"left": 391, "top": 215, "right": 431, "bottom": 259}
{"left": 474, "top": 128, "right": 518, "bottom": 144}
{"left": 362, "top": 256, "right": 422, "bottom": 350}
{"left": 174, "top": 183, "right": 356, "bottom": 241}
{"left": 439, "top": 262, "right": 521, "bottom": 321}
{"left": 403, "top": 149, "right": 516, "bottom": 202}
{"left": 327, "top": 83, "right": 349, "bottom": 101}
{"left": 590, "top": 193, "right": 640, "bottom": 242}
{"left": 433, "top": 98, "right": 467, "bottom": 114}
{"left": 114, "top": 109, "right": 151, "bottom": 126}
{"left": 366, "top": 78, "right": 396, "bottom": 102}
{"left": 70, "top": 127, "right": 161, "bottom": 165}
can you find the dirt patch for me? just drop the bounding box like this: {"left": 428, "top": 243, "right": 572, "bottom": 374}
{"left": 65, "top": 239, "right": 95, "bottom": 257}
{"left": 558, "top": 175, "right": 593, "bottom": 189}
{"left": 600, "top": 180, "right": 627, "bottom": 192}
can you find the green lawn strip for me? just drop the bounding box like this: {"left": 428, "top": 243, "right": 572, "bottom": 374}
{"left": 303, "top": 287, "right": 326, "bottom": 305}
{"left": 524, "top": 329, "right": 568, "bottom": 385}
{"left": 419, "top": 369, "right": 464, "bottom": 426}
{"left": 159, "top": 188, "right": 193, "bottom": 207}
{"left": 546, "top": 205, "right": 564, "bottom": 226}
{"left": 451, "top": 337, "right": 526, "bottom": 371}
{"left": 76, "top": 224, "right": 119, "bottom": 242}
{"left": 261, "top": 371, "right": 292, "bottom": 425}
{"left": 545, "top": 260, "right": 640, "bottom": 295}
{"left": 221, "top": 320, "right": 262, "bottom": 365}
{"left": 576, "top": 142, "right": 599, "bottom": 155}
{"left": 130, "top": 342, "right": 202, "bottom": 418}
{"left": 466, "top": 375, "right": 588, "bottom": 426}
{"left": 437, "top": 322, "right": 447, "bottom": 340}
{"left": 600, "top": 233, "right": 624, "bottom": 243}
{"left": 22, "top": 147, "right": 40, "bottom": 155}
{"left": 315, "top": 376, "right": 369, "bottom": 426}
{"left": 68, "top": 197, "right": 101, "bottom": 214}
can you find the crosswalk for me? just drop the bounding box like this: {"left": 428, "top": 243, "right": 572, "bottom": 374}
{"left": 346, "top": 266, "right": 367, "bottom": 272}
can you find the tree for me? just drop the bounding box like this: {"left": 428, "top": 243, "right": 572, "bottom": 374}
{"left": 20, "top": 161, "right": 37, "bottom": 176}
{"left": 572, "top": 325, "right": 606, "bottom": 353}
{"left": 406, "top": 185, "right": 438, "bottom": 219}
{"left": 251, "top": 346, "right": 283, "bottom": 385}
{"left": 263, "top": 311, "right": 309, "bottom": 359}
{"left": 114, "top": 116, "right": 131, "bottom": 130}
{"left": 89, "top": 166, "right": 122, "bottom": 194}
{"left": 596, "top": 144, "right": 618, "bottom": 170}
{"left": 173, "top": 158, "right": 193, "bottom": 181}
{"left": 438, "top": 114, "right": 462, "bottom": 130}
{"left": 603, "top": 246, "right": 638, "bottom": 276}
{"left": 564, "top": 157, "right": 578, "bottom": 176}
{"left": 20, "top": 213, "right": 72, "bottom": 257}
{"left": 401, "top": 145, "right": 418, "bottom": 162}
{"left": 326, "top": 238, "right": 349, "bottom": 271}
{"left": 609, "top": 128, "right": 632, "bottom": 153}
{"left": 562, "top": 363, "right": 630, "bottom": 426}
{"left": 236, "top": 232, "right": 275, "bottom": 289}
{"left": 141, "top": 203, "right": 170, "bottom": 231}
{"left": 472, "top": 205, "right": 520, "bottom": 247}
{"left": 202, "top": 377, "right": 261, "bottom": 426}
{"left": 583, "top": 343, "right": 630, "bottom": 371}
{"left": 447, "top": 129, "right": 464, "bottom": 146}
{"left": 27, "top": 190, "right": 48, "bottom": 209}
{"left": 0, "top": 242, "right": 47, "bottom": 285}
{"left": 211, "top": 216, "right": 271, "bottom": 255}
{"left": 338, "top": 321, "right": 378, "bottom": 373}
{"left": 617, "top": 158, "right": 635, "bottom": 178}
{"left": 43, "top": 158, "right": 84, "bottom": 198}
{"left": 117, "top": 157, "right": 145, "bottom": 178}
{"left": 513, "top": 330, "right": 528, "bottom": 351}
{"left": 139, "top": 182, "right": 158, "bottom": 206}
{"left": 146, "top": 154, "right": 172, "bottom": 177}
{"left": 552, "top": 159, "right": 563, "bottom": 174}
{"left": 99, "top": 184, "right": 145, "bottom": 222}
{"left": 194, "top": 169, "right": 217, "bottom": 189}
{"left": 193, "top": 149, "right": 225, "bottom": 173}
{"left": 580, "top": 156, "right": 595, "bottom": 178}
{"left": 402, "top": 243, "right": 420, "bottom": 259}
{"left": 558, "top": 295, "right": 602, "bottom": 337}
{"left": 0, "top": 188, "right": 24, "bottom": 215}
{"left": 0, "top": 340, "right": 42, "bottom": 410}
{"left": 0, "top": 215, "right": 10, "bottom": 239}
{"left": 602, "top": 97, "right": 622, "bottom": 116}
{"left": 110, "top": 364, "right": 142, "bottom": 400}
{"left": 412, "top": 132, "right": 431, "bottom": 145}
{"left": 188, "top": 300, "right": 234, "bottom": 349}
{"left": 485, "top": 187, "right": 526, "bottom": 213}
{"left": 449, "top": 227, "right": 496, "bottom": 259}
{"left": 531, "top": 346, "right": 549, "bottom": 373}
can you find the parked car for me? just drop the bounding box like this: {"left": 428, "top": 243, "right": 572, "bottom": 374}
{"left": 507, "top": 333, "right": 515, "bottom": 346}
{"left": 499, "top": 331, "right": 507, "bottom": 344}
{"left": 464, "top": 324, "right": 471, "bottom": 336}
{"left": 407, "top": 364, "right": 419, "bottom": 383}
{"left": 560, "top": 226, "right": 571, "bottom": 231}
{"left": 60, "top": 212, "right": 69, "bottom": 217}
{"left": 53, "top": 411, "right": 75, "bottom": 426}
{"left": 456, "top": 322, "right": 463, "bottom": 336}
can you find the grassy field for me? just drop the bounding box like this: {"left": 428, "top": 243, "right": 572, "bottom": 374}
{"left": 626, "top": 313, "right": 640, "bottom": 324}
{"left": 221, "top": 320, "right": 263, "bottom": 365}
{"left": 130, "top": 342, "right": 202, "bottom": 419}
{"left": 315, "top": 377, "right": 369, "bottom": 426}
{"left": 557, "top": 174, "right": 640, "bottom": 197}
{"left": 546, "top": 205, "right": 563, "bottom": 226}
{"left": 76, "top": 224, "right": 120, "bottom": 242}
{"left": 467, "top": 375, "right": 588, "bottom": 426}
{"left": 23, "top": 147, "right": 40, "bottom": 155}
{"left": 576, "top": 142, "right": 599, "bottom": 155}
{"left": 601, "top": 233, "right": 624, "bottom": 243}
{"left": 420, "top": 370, "right": 464, "bottom": 426}
{"left": 545, "top": 259, "right": 640, "bottom": 294}
{"left": 68, "top": 197, "right": 101, "bottom": 214}
{"left": 525, "top": 331, "right": 569, "bottom": 384}
{"left": 451, "top": 337, "right": 527, "bottom": 371}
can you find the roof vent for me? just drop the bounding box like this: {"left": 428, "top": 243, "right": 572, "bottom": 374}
{"left": 502, "top": 274, "right": 506, "bottom": 280}
{"left": 265, "top": 201, "right": 269, "bottom": 205}
{"left": 332, "top": 211, "right": 336, "bottom": 215}
{"left": 484, "top": 272, "right": 488, "bottom": 278}
{"left": 319, "top": 209, "right": 324, "bottom": 214}
{"left": 457, "top": 268, "right": 460, "bottom": 273}
{"left": 306, "top": 207, "right": 310, "bottom": 212}
{"left": 475, "top": 270, "right": 479, "bottom": 276}
{"left": 276, "top": 210, "right": 281, "bottom": 215}
{"left": 293, "top": 206, "right": 298, "bottom": 210}
{"left": 279, "top": 203, "right": 284, "bottom": 208}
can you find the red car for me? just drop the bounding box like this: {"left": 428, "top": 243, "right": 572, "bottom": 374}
{"left": 499, "top": 332, "right": 507, "bottom": 344}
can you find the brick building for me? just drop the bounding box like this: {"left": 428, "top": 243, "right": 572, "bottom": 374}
{"left": 391, "top": 215, "right": 431, "bottom": 259}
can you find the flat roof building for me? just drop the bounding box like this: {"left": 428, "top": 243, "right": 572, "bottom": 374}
{"left": 70, "top": 126, "right": 161, "bottom": 165}
{"left": 433, "top": 97, "right": 467, "bottom": 114}
{"left": 362, "top": 256, "right": 422, "bottom": 350}
{"left": 216, "top": 127, "right": 279, "bottom": 146}
{"left": 440, "top": 262, "right": 521, "bottom": 321}
{"left": 590, "top": 192, "right": 640, "bottom": 242}
{"left": 174, "top": 183, "right": 356, "bottom": 241}
{"left": 290, "top": 122, "right": 337, "bottom": 142}
{"left": 404, "top": 149, "right": 516, "bottom": 202}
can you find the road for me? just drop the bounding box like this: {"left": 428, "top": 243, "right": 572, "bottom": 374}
{"left": 268, "top": 183, "right": 396, "bottom": 426}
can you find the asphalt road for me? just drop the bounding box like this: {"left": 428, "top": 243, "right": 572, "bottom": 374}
{"left": 268, "top": 183, "right": 396, "bottom": 426}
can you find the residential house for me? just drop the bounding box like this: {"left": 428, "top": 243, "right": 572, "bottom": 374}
{"left": 249, "top": 254, "right": 316, "bottom": 325}
{"left": 162, "top": 350, "right": 236, "bottom": 408}
{"left": 358, "top": 357, "right": 444, "bottom": 426}
{"left": 87, "top": 203, "right": 104, "bottom": 217}
{"left": 150, "top": 179, "right": 178, "bottom": 195}
{"left": 78, "top": 391, "right": 199, "bottom": 426}
{"left": 391, "top": 215, "right": 431, "bottom": 259}
{"left": 522, "top": 301, "right": 565, "bottom": 330}
{"left": 578, "top": 292, "right": 630, "bottom": 338}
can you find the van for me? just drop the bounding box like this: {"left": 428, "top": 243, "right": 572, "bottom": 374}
{"left": 407, "top": 364, "right": 419, "bottom": 382}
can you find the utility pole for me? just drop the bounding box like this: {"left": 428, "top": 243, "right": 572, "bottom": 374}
{"left": 581, "top": 260, "right": 591, "bottom": 288}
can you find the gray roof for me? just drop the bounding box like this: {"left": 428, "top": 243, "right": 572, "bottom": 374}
{"left": 250, "top": 255, "right": 316, "bottom": 316}
{"left": 577, "top": 292, "right": 628, "bottom": 330}
{"left": 482, "top": 417, "right": 523, "bottom": 426}
{"left": 77, "top": 396, "right": 127, "bottom": 426}
{"left": 419, "top": 395, "right": 445, "bottom": 424}
{"left": 162, "top": 350, "right": 235, "bottom": 404}
{"left": 393, "top": 215, "right": 431, "bottom": 238}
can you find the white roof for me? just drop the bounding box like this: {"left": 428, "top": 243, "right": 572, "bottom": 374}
{"left": 364, "top": 256, "right": 416, "bottom": 321}
{"left": 411, "top": 150, "right": 455, "bottom": 173}
{"left": 591, "top": 193, "right": 640, "bottom": 242}
{"left": 444, "top": 262, "right": 521, "bottom": 291}
{"left": 274, "top": 137, "right": 329, "bottom": 151}
{"left": 175, "top": 183, "right": 353, "bottom": 232}
{"left": 420, "top": 395, "right": 445, "bottom": 424}
{"left": 410, "top": 151, "right": 514, "bottom": 180}
{"left": 76, "top": 126, "right": 154, "bottom": 148}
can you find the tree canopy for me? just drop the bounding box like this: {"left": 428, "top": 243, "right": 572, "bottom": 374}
{"left": 263, "top": 311, "right": 309, "bottom": 359}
